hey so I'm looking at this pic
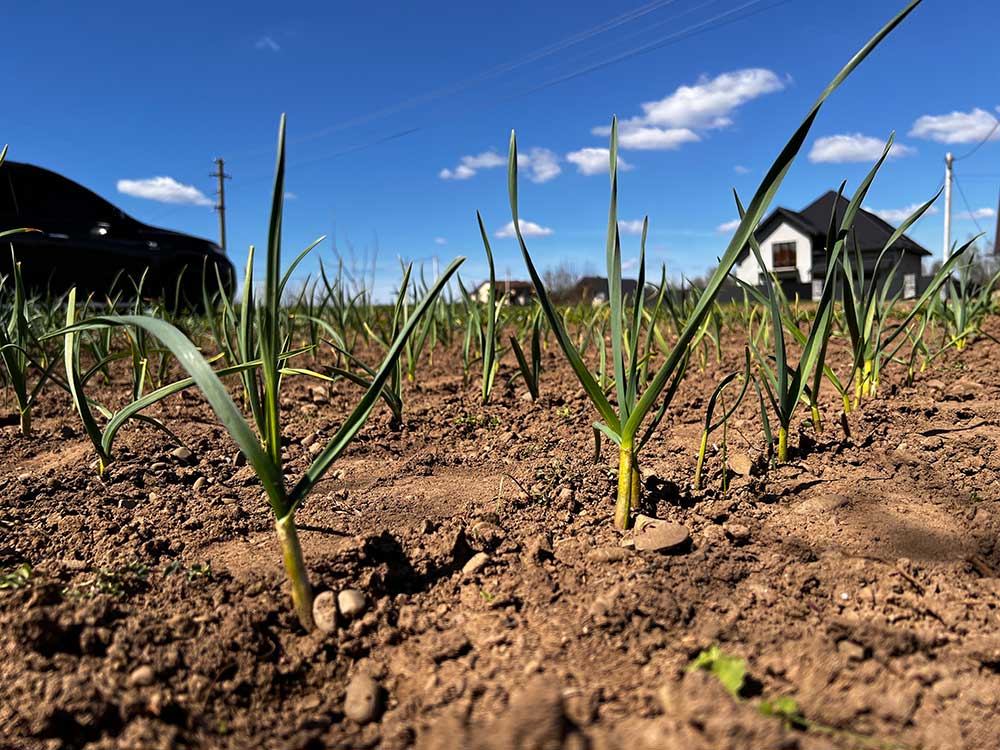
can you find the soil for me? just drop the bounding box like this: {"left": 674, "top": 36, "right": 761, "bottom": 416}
{"left": 2, "top": 324, "right": 999, "bottom": 750}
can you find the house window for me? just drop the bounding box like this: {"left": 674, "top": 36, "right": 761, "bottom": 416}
{"left": 772, "top": 241, "right": 797, "bottom": 269}
{"left": 811, "top": 278, "right": 823, "bottom": 301}
{"left": 903, "top": 273, "right": 916, "bottom": 299}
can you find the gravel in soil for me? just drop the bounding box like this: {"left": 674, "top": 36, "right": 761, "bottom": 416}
{"left": 1, "top": 331, "right": 999, "bottom": 749}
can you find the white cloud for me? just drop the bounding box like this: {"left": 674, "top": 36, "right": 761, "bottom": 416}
{"left": 565, "top": 147, "right": 633, "bottom": 176}
{"left": 439, "top": 150, "right": 505, "bottom": 180}
{"left": 618, "top": 219, "right": 645, "bottom": 235}
{"left": 865, "top": 203, "right": 939, "bottom": 223}
{"left": 637, "top": 68, "right": 785, "bottom": 129}
{"left": 434, "top": 236, "right": 447, "bottom": 245}
{"left": 495, "top": 219, "right": 553, "bottom": 239}
{"left": 956, "top": 207, "right": 996, "bottom": 221}
{"left": 255, "top": 36, "right": 280, "bottom": 52}
{"left": 809, "top": 134, "right": 916, "bottom": 163}
{"left": 517, "top": 147, "right": 561, "bottom": 183}
{"left": 441, "top": 148, "right": 559, "bottom": 183}
{"left": 602, "top": 126, "right": 700, "bottom": 151}
{"left": 117, "top": 176, "right": 213, "bottom": 207}
{"left": 716, "top": 219, "right": 741, "bottom": 233}
{"left": 593, "top": 68, "right": 784, "bottom": 152}
{"left": 284, "top": 191, "right": 297, "bottom": 200}
{"left": 734, "top": 164, "right": 750, "bottom": 174}
{"left": 910, "top": 107, "right": 1000, "bottom": 144}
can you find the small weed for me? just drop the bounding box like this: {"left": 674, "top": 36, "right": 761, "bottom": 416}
{"left": 556, "top": 405, "right": 573, "bottom": 420}
{"left": 479, "top": 589, "right": 495, "bottom": 602}
{"left": 164, "top": 559, "right": 213, "bottom": 581}
{"left": 688, "top": 645, "right": 746, "bottom": 698}
{"left": 64, "top": 562, "right": 148, "bottom": 600}
{"left": 453, "top": 412, "right": 501, "bottom": 430}
{"left": 0, "top": 563, "right": 32, "bottom": 590}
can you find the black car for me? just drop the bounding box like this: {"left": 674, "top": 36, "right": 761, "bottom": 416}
{"left": 0, "top": 160, "right": 235, "bottom": 306}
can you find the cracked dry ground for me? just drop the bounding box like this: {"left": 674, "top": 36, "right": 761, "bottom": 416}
{"left": 1, "top": 328, "right": 999, "bottom": 750}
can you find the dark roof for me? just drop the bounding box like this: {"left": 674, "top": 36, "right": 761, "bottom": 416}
{"left": 575, "top": 276, "right": 640, "bottom": 295}
{"left": 738, "top": 190, "right": 932, "bottom": 263}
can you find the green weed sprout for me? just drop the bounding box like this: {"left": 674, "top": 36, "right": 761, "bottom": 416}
{"left": 507, "top": 0, "right": 924, "bottom": 527}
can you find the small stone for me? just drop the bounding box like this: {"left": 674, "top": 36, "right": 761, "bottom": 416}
{"left": 344, "top": 673, "right": 382, "bottom": 724}
{"left": 128, "top": 665, "right": 155, "bottom": 687}
{"left": 232, "top": 452, "right": 246, "bottom": 467}
{"left": 118, "top": 498, "right": 137, "bottom": 510}
{"left": 313, "top": 591, "right": 338, "bottom": 633}
{"left": 522, "top": 535, "right": 553, "bottom": 564}
{"left": 338, "top": 589, "right": 367, "bottom": 620}
{"left": 301, "top": 432, "right": 317, "bottom": 448}
{"left": 586, "top": 547, "right": 629, "bottom": 563}
{"left": 193, "top": 477, "right": 207, "bottom": 492}
{"left": 17, "top": 472, "right": 31, "bottom": 483}
{"left": 308, "top": 442, "right": 323, "bottom": 456}
{"left": 311, "top": 386, "right": 327, "bottom": 404}
{"left": 727, "top": 452, "right": 754, "bottom": 476}
{"left": 556, "top": 487, "right": 575, "bottom": 504}
{"left": 170, "top": 446, "right": 194, "bottom": 462}
{"left": 837, "top": 640, "right": 866, "bottom": 661}
{"left": 931, "top": 678, "right": 960, "bottom": 700}
{"left": 633, "top": 516, "right": 690, "bottom": 552}
{"left": 470, "top": 521, "right": 505, "bottom": 549}
{"left": 149, "top": 462, "right": 168, "bottom": 472}
{"left": 147, "top": 492, "right": 160, "bottom": 504}
{"left": 462, "top": 552, "right": 491, "bottom": 577}
{"left": 723, "top": 523, "right": 751, "bottom": 544}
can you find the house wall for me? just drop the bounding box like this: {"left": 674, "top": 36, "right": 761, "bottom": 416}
{"left": 734, "top": 222, "right": 813, "bottom": 285}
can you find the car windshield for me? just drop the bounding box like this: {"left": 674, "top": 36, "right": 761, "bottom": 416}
{"left": 9, "top": 164, "right": 126, "bottom": 223}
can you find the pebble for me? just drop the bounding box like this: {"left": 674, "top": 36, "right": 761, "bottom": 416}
{"left": 837, "top": 639, "right": 866, "bottom": 661}
{"left": 344, "top": 673, "right": 382, "bottom": 724}
{"left": 308, "top": 442, "right": 323, "bottom": 456}
{"left": 338, "top": 589, "right": 367, "bottom": 620}
{"left": 586, "top": 547, "right": 629, "bottom": 563}
{"left": 633, "top": 516, "right": 690, "bottom": 552}
{"left": 170, "top": 446, "right": 194, "bottom": 462}
{"left": 462, "top": 552, "right": 491, "bottom": 577}
{"left": 727, "top": 452, "right": 754, "bottom": 476}
{"left": 193, "top": 477, "right": 207, "bottom": 492}
{"left": 313, "top": 591, "right": 338, "bottom": 633}
{"left": 149, "top": 462, "right": 168, "bottom": 472}
{"left": 470, "top": 521, "right": 505, "bottom": 549}
{"left": 723, "top": 523, "right": 751, "bottom": 544}
{"left": 522, "top": 535, "right": 554, "bottom": 564}
{"left": 128, "top": 665, "right": 155, "bottom": 687}
{"left": 931, "top": 678, "right": 961, "bottom": 700}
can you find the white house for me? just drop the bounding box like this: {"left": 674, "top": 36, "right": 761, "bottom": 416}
{"left": 733, "top": 191, "right": 931, "bottom": 300}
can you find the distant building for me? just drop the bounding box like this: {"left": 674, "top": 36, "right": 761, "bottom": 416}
{"left": 733, "top": 190, "right": 932, "bottom": 300}
{"left": 572, "top": 276, "right": 644, "bottom": 305}
{"left": 473, "top": 279, "right": 536, "bottom": 306}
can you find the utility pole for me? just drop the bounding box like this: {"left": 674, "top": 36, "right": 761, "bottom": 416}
{"left": 210, "top": 158, "right": 231, "bottom": 251}
{"left": 994, "top": 187, "right": 1000, "bottom": 255}
{"left": 942, "top": 152, "right": 953, "bottom": 262}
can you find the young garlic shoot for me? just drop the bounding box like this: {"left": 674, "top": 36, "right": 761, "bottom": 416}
{"left": 694, "top": 349, "right": 751, "bottom": 490}
{"left": 506, "top": 0, "right": 923, "bottom": 527}
{"left": 56, "top": 116, "right": 464, "bottom": 631}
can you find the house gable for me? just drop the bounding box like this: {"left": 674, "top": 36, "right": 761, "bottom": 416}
{"left": 734, "top": 220, "right": 814, "bottom": 286}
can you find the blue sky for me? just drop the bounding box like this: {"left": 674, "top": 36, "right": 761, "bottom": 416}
{"left": 5, "top": 0, "right": 999, "bottom": 298}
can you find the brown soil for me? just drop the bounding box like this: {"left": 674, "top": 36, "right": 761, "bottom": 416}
{"left": 2, "top": 327, "right": 999, "bottom": 750}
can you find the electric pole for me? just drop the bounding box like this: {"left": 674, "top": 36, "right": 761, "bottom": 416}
{"left": 210, "top": 158, "right": 231, "bottom": 251}
{"left": 942, "top": 152, "right": 953, "bottom": 262}
{"left": 994, "top": 187, "right": 1000, "bottom": 255}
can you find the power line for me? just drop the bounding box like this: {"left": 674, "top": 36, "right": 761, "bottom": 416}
{"left": 953, "top": 172, "right": 986, "bottom": 235}
{"left": 953, "top": 116, "right": 1000, "bottom": 162}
